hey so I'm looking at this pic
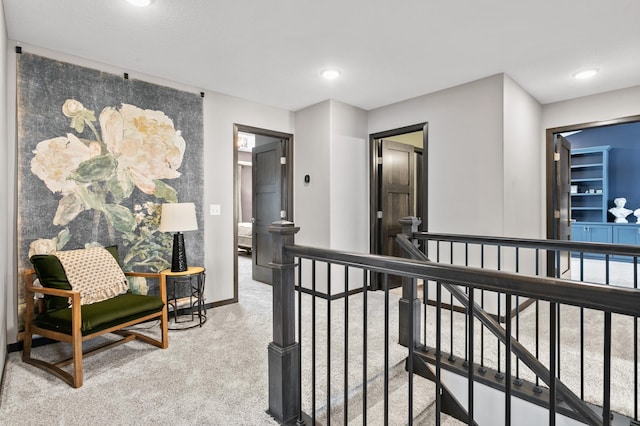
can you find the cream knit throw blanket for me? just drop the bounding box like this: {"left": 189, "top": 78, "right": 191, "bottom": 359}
{"left": 54, "top": 247, "right": 129, "bottom": 305}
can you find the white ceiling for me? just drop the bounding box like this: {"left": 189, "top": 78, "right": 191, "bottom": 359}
{"left": 4, "top": 0, "right": 640, "bottom": 111}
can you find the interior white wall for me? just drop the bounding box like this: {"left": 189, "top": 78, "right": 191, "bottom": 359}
{"left": 204, "top": 91, "right": 294, "bottom": 302}
{"left": 293, "top": 100, "right": 369, "bottom": 293}
{"left": 329, "top": 100, "right": 368, "bottom": 253}
{"left": 503, "top": 75, "right": 543, "bottom": 240}
{"left": 1, "top": 0, "right": 9, "bottom": 373}
{"left": 294, "top": 100, "right": 331, "bottom": 248}
{"left": 3, "top": 42, "right": 294, "bottom": 343}
{"left": 542, "top": 85, "right": 640, "bottom": 130}
{"left": 368, "top": 74, "right": 505, "bottom": 236}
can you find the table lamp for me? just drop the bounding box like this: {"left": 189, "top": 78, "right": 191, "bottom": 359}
{"left": 160, "top": 202, "right": 198, "bottom": 272}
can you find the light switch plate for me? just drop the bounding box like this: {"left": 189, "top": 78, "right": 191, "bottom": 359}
{"left": 210, "top": 204, "right": 221, "bottom": 216}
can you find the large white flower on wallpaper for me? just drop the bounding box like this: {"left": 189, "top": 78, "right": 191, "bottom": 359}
{"left": 29, "top": 98, "right": 180, "bottom": 273}
{"left": 100, "top": 104, "right": 186, "bottom": 195}
{"left": 30, "top": 133, "right": 98, "bottom": 194}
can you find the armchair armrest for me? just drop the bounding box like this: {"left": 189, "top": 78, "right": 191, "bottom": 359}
{"left": 24, "top": 268, "right": 80, "bottom": 301}
{"left": 124, "top": 271, "right": 167, "bottom": 304}
{"left": 124, "top": 271, "right": 161, "bottom": 279}
{"left": 25, "top": 283, "right": 80, "bottom": 299}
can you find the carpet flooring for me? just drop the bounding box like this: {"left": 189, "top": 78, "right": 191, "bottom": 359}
{"left": 0, "top": 255, "right": 420, "bottom": 425}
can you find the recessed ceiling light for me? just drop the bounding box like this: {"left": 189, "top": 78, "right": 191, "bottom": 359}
{"left": 126, "top": 0, "right": 153, "bottom": 7}
{"left": 573, "top": 68, "right": 599, "bottom": 80}
{"left": 321, "top": 69, "right": 341, "bottom": 80}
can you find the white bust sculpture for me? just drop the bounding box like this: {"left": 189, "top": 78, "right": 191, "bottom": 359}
{"left": 609, "top": 197, "right": 633, "bottom": 223}
{"left": 634, "top": 208, "right": 640, "bottom": 224}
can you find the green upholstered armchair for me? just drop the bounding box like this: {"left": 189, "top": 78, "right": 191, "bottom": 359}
{"left": 22, "top": 246, "right": 168, "bottom": 388}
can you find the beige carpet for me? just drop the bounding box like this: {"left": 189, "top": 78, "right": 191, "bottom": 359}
{"left": 7, "top": 252, "right": 625, "bottom": 424}
{"left": 0, "top": 255, "right": 417, "bottom": 425}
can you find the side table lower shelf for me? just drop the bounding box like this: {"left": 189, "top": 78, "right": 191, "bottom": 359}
{"left": 161, "top": 266, "right": 206, "bottom": 330}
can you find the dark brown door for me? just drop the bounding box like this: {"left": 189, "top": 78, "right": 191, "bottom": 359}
{"left": 556, "top": 135, "right": 572, "bottom": 277}
{"left": 380, "top": 140, "right": 414, "bottom": 287}
{"left": 252, "top": 140, "right": 285, "bottom": 284}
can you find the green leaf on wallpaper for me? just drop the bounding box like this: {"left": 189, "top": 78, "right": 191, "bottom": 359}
{"left": 106, "top": 171, "right": 135, "bottom": 202}
{"left": 53, "top": 193, "right": 85, "bottom": 226}
{"left": 104, "top": 204, "right": 137, "bottom": 233}
{"left": 153, "top": 180, "right": 178, "bottom": 202}
{"left": 70, "top": 115, "right": 85, "bottom": 133}
{"left": 75, "top": 185, "right": 106, "bottom": 210}
{"left": 70, "top": 155, "right": 117, "bottom": 182}
{"left": 56, "top": 228, "right": 71, "bottom": 250}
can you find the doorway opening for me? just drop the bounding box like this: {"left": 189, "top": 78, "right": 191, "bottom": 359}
{"left": 369, "top": 122, "right": 428, "bottom": 289}
{"left": 233, "top": 124, "right": 293, "bottom": 299}
{"left": 546, "top": 114, "right": 640, "bottom": 279}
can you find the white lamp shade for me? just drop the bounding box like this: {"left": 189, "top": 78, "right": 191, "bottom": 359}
{"left": 160, "top": 203, "right": 198, "bottom": 232}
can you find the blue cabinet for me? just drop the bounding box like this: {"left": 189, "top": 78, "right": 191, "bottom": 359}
{"left": 614, "top": 225, "right": 640, "bottom": 245}
{"left": 570, "top": 146, "right": 610, "bottom": 223}
{"left": 571, "top": 223, "right": 612, "bottom": 244}
{"left": 571, "top": 223, "right": 612, "bottom": 259}
{"left": 572, "top": 223, "right": 640, "bottom": 261}
{"left": 613, "top": 225, "right": 640, "bottom": 261}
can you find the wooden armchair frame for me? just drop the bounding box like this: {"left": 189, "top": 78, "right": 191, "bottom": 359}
{"left": 22, "top": 269, "right": 168, "bottom": 388}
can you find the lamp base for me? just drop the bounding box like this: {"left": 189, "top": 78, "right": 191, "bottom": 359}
{"left": 171, "top": 232, "right": 188, "bottom": 272}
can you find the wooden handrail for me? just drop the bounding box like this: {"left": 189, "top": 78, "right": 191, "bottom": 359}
{"left": 285, "top": 244, "right": 640, "bottom": 317}
{"left": 415, "top": 231, "right": 640, "bottom": 256}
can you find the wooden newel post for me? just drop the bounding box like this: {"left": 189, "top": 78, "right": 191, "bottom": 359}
{"left": 398, "top": 216, "right": 422, "bottom": 347}
{"left": 267, "top": 220, "right": 301, "bottom": 424}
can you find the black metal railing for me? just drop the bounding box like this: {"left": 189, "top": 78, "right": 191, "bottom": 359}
{"left": 267, "top": 220, "right": 640, "bottom": 426}
{"left": 399, "top": 217, "right": 640, "bottom": 425}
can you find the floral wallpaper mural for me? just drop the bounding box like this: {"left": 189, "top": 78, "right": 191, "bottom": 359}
{"left": 17, "top": 53, "right": 204, "bottom": 330}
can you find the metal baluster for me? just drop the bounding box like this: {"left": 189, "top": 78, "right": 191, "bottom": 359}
{"left": 436, "top": 281, "right": 442, "bottom": 426}
{"left": 423, "top": 279, "right": 428, "bottom": 351}
{"left": 580, "top": 252, "right": 585, "bottom": 401}
{"left": 408, "top": 277, "right": 415, "bottom": 426}
{"left": 603, "top": 311, "right": 612, "bottom": 426}
{"left": 450, "top": 241, "right": 453, "bottom": 265}
{"left": 496, "top": 246, "right": 503, "bottom": 380}
{"left": 327, "top": 264, "right": 331, "bottom": 426}
{"left": 635, "top": 256, "right": 639, "bottom": 422}
{"left": 344, "top": 267, "right": 349, "bottom": 425}
{"left": 463, "top": 243, "right": 469, "bottom": 369}
{"left": 534, "top": 250, "right": 541, "bottom": 393}
{"left": 312, "top": 260, "right": 317, "bottom": 424}
{"left": 556, "top": 251, "right": 561, "bottom": 383}
{"left": 505, "top": 294, "right": 512, "bottom": 426}
{"left": 468, "top": 286, "right": 475, "bottom": 425}
{"left": 384, "top": 273, "right": 389, "bottom": 426}
{"left": 514, "top": 247, "right": 522, "bottom": 387}
{"left": 549, "top": 302, "right": 557, "bottom": 426}
{"left": 449, "top": 243, "right": 455, "bottom": 362}
{"left": 297, "top": 260, "right": 304, "bottom": 425}
{"left": 363, "top": 271, "right": 368, "bottom": 425}
{"left": 479, "top": 245, "right": 486, "bottom": 374}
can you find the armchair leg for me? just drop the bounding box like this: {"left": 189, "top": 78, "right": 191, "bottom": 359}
{"left": 72, "top": 333, "right": 83, "bottom": 388}
{"left": 22, "top": 288, "right": 34, "bottom": 363}
{"left": 22, "top": 326, "right": 33, "bottom": 362}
